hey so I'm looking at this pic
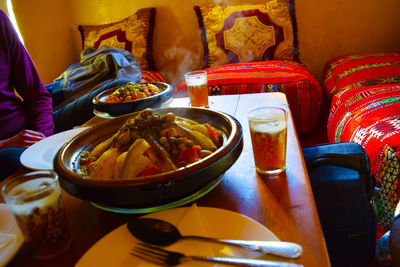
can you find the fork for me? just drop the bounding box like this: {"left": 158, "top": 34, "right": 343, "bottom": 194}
{"left": 131, "top": 243, "right": 304, "bottom": 267}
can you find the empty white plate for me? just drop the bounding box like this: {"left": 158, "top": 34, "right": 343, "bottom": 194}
{"left": 20, "top": 127, "right": 89, "bottom": 170}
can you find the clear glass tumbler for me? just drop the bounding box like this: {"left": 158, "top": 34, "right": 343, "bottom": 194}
{"left": 248, "top": 107, "right": 288, "bottom": 175}
{"left": 2, "top": 170, "right": 71, "bottom": 260}
{"left": 184, "top": 70, "right": 209, "bottom": 108}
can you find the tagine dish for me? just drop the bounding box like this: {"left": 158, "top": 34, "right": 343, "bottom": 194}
{"left": 93, "top": 82, "right": 174, "bottom": 117}
{"left": 54, "top": 107, "right": 243, "bottom": 211}
{"left": 78, "top": 109, "right": 223, "bottom": 180}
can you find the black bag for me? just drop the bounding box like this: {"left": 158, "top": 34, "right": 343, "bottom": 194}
{"left": 302, "top": 142, "right": 378, "bottom": 267}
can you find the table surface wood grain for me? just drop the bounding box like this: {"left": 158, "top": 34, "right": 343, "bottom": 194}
{"left": 1, "top": 93, "right": 331, "bottom": 267}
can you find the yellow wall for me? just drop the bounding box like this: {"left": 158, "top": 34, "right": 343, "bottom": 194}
{"left": 0, "top": 1, "right": 6, "bottom": 15}
{"left": 3, "top": 0, "right": 400, "bottom": 88}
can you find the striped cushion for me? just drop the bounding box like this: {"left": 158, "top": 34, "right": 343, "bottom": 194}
{"left": 327, "top": 83, "right": 400, "bottom": 236}
{"left": 324, "top": 52, "right": 400, "bottom": 236}
{"left": 176, "top": 61, "right": 322, "bottom": 134}
{"left": 141, "top": 70, "right": 168, "bottom": 83}
{"left": 324, "top": 52, "right": 400, "bottom": 100}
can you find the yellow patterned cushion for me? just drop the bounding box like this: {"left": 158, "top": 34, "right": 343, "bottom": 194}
{"left": 78, "top": 8, "right": 156, "bottom": 70}
{"left": 194, "top": 0, "right": 298, "bottom": 67}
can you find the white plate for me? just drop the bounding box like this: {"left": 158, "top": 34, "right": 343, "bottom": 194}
{"left": 0, "top": 204, "right": 24, "bottom": 267}
{"left": 76, "top": 206, "right": 279, "bottom": 267}
{"left": 20, "top": 127, "right": 90, "bottom": 170}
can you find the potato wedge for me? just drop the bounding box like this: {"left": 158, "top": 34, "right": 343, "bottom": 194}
{"left": 89, "top": 148, "right": 120, "bottom": 179}
{"left": 114, "top": 152, "right": 127, "bottom": 179}
{"left": 121, "top": 139, "right": 151, "bottom": 179}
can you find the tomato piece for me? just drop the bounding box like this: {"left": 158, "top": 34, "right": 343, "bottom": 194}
{"left": 177, "top": 145, "right": 201, "bottom": 165}
{"left": 203, "top": 123, "right": 222, "bottom": 146}
{"left": 105, "top": 96, "right": 118, "bottom": 103}
{"left": 137, "top": 164, "right": 162, "bottom": 177}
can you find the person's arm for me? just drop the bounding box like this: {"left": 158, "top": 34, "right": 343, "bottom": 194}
{"left": 0, "top": 129, "right": 46, "bottom": 149}
{"left": 4, "top": 13, "right": 54, "bottom": 136}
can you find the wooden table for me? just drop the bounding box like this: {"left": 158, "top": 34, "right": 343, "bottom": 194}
{"left": 1, "top": 93, "right": 330, "bottom": 267}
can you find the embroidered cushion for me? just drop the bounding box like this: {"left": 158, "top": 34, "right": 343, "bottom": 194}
{"left": 194, "top": 0, "right": 298, "bottom": 68}
{"left": 141, "top": 70, "right": 168, "bottom": 83}
{"left": 78, "top": 8, "right": 156, "bottom": 70}
{"left": 327, "top": 83, "right": 400, "bottom": 237}
{"left": 324, "top": 52, "right": 400, "bottom": 99}
{"left": 176, "top": 61, "right": 322, "bottom": 134}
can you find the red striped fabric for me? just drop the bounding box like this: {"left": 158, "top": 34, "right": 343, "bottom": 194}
{"left": 327, "top": 84, "right": 400, "bottom": 236}
{"left": 324, "top": 53, "right": 400, "bottom": 237}
{"left": 324, "top": 52, "right": 400, "bottom": 100}
{"left": 141, "top": 70, "right": 168, "bottom": 83}
{"left": 176, "top": 61, "right": 322, "bottom": 134}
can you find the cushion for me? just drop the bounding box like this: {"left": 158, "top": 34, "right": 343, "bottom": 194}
{"left": 327, "top": 83, "right": 400, "bottom": 236}
{"left": 175, "top": 61, "right": 322, "bottom": 135}
{"left": 140, "top": 70, "right": 168, "bottom": 83}
{"left": 324, "top": 52, "right": 400, "bottom": 100}
{"left": 78, "top": 8, "right": 156, "bottom": 70}
{"left": 194, "top": 0, "right": 298, "bottom": 68}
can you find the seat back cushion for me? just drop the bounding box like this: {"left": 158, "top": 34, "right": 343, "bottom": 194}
{"left": 324, "top": 52, "right": 400, "bottom": 236}
{"left": 194, "top": 0, "right": 298, "bottom": 68}
{"left": 324, "top": 52, "right": 400, "bottom": 100}
{"left": 78, "top": 8, "right": 156, "bottom": 70}
{"left": 141, "top": 70, "right": 168, "bottom": 83}
{"left": 327, "top": 83, "right": 400, "bottom": 236}
{"left": 176, "top": 60, "right": 322, "bottom": 134}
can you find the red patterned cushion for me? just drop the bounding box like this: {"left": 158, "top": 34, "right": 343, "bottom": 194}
{"left": 78, "top": 8, "right": 156, "bottom": 70}
{"left": 194, "top": 0, "right": 298, "bottom": 68}
{"left": 176, "top": 61, "right": 322, "bottom": 134}
{"left": 327, "top": 84, "right": 400, "bottom": 236}
{"left": 140, "top": 70, "right": 168, "bottom": 83}
{"left": 324, "top": 52, "right": 400, "bottom": 99}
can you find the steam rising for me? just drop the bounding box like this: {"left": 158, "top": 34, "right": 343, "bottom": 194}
{"left": 163, "top": 46, "right": 201, "bottom": 89}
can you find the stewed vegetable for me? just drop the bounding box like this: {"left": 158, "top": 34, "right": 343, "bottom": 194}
{"left": 79, "top": 109, "right": 223, "bottom": 179}
{"left": 105, "top": 82, "right": 163, "bottom": 103}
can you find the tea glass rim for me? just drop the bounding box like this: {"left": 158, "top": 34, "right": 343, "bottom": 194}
{"left": 184, "top": 70, "right": 207, "bottom": 77}
{"left": 247, "top": 106, "right": 287, "bottom": 121}
{"left": 2, "top": 170, "right": 59, "bottom": 202}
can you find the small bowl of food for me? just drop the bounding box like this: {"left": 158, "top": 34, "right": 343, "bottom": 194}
{"left": 93, "top": 82, "right": 174, "bottom": 117}
{"left": 54, "top": 108, "right": 243, "bottom": 213}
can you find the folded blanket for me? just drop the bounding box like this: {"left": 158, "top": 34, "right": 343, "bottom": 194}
{"left": 48, "top": 45, "right": 142, "bottom": 110}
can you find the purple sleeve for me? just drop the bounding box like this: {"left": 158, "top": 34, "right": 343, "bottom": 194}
{"left": 5, "top": 12, "right": 54, "bottom": 136}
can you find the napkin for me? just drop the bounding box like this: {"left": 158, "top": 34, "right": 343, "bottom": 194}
{"left": 0, "top": 233, "right": 15, "bottom": 251}
{"left": 168, "top": 203, "right": 215, "bottom": 263}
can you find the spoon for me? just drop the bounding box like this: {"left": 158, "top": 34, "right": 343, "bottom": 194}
{"left": 127, "top": 218, "right": 303, "bottom": 259}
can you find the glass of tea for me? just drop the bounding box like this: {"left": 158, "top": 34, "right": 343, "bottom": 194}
{"left": 184, "top": 70, "right": 209, "bottom": 108}
{"left": 2, "top": 170, "right": 71, "bottom": 260}
{"left": 248, "top": 107, "right": 288, "bottom": 175}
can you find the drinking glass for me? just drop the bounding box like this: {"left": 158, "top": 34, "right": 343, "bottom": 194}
{"left": 2, "top": 170, "right": 71, "bottom": 260}
{"left": 184, "top": 70, "right": 209, "bottom": 108}
{"left": 248, "top": 107, "right": 288, "bottom": 175}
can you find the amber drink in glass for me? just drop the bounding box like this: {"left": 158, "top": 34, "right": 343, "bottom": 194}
{"left": 248, "top": 107, "right": 288, "bottom": 175}
{"left": 185, "top": 70, "right": 209, "bottom": 107}
{"left": 2, "top": 171, "right": 71, "bottom": 260}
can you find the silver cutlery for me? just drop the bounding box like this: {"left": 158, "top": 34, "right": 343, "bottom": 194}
{"left": 128, "top": 218, "right": 303, "bottom": 259}
{"left": 131, "top": 242, "right": 304, "bottom": 267}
